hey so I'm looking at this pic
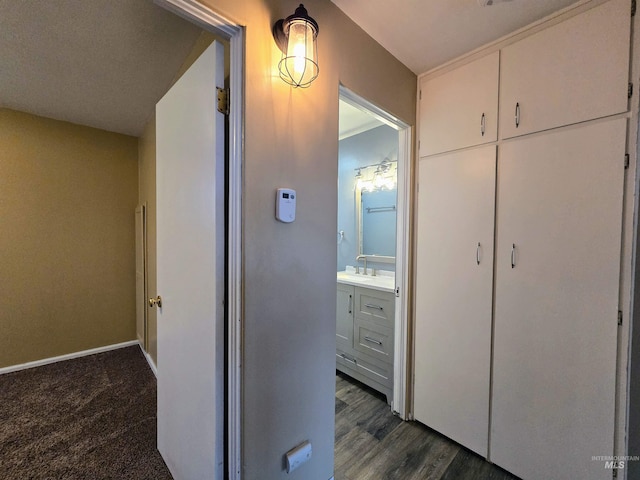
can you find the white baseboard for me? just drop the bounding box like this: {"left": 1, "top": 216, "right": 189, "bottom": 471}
{"left": 0, "top": 340, "right": 139, "bottom": 375}
{"left": 139, "top": 344, "right": 158, "bottom": 377}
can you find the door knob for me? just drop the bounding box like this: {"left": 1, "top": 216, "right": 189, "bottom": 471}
{"left": 149, "top": 296, "right": 162, "bottom": 308}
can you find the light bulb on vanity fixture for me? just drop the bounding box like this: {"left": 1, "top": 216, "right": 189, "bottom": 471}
{"left": 272, "top": 4, "right": 319, "bottom": 88}
{"left": 354, "top": 158, "right": 397, "bottom": 192}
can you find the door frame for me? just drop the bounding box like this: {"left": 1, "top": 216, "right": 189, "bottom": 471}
{"left": 339, "top": 85, "right": 413, "bottom": 418}
{"left": 153, "top": 1, "right": 244, "bottom": 478}
{"left": 135, "top": 203, "right": 148, "bottom": 350}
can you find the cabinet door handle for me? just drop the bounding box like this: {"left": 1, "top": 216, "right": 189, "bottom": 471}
{"left": 364, "top": 336, "right": 382, "bottom": 346}
{"left": 365, "top": 303, "right": 383, "bottom": 310}
{"left": 515, "top": 102, "right": 520, "bottom": 128}
{"left": 348, "top": 294, "right": 352, "bottom": 314}
{"left": 511, "top": 243, "right": 516, "bottom": 269}
{"left": 477, "top": 242, "right": 481, "bottom": 265}
{"left": 481, "top": 113, "right": 486, "bottom": 136}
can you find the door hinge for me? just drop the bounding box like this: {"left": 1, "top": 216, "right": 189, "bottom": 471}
{"left": 632, "top": 0, "right": 636, "bottom": 17}
{"left": 629, "top": 83, "right": 633, "bottom": 99}
{"left": 419, "top": 90, "right": 422, "bottom": 100}
{"left": 217, "top": 87, "right": 230, "bottom": 115}
{"left": 418, "top": 140, "right": 421, "bottom": 151}
{"left": 625, "top": 154, "right": 630, "bottom": 169}
{"left": 618, "top": 310, "right": 623, "bottom": 326}
{"left": 395, "top": 286, "right": 400, "bottom": 297}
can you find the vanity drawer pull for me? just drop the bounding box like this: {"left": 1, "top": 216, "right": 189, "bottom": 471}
{"left": 364, "top": 336, "right": 382, "bottom": 346}
{"left": 364, "top": 303, "right": 384, "bottom": 310}
{"left": 340, "top": 353, "right": 357, "bottom": 365}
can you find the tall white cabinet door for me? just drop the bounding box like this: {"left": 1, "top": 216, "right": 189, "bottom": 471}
{"left": 419, "top": 52, "right": 499, "bottom": 156}
{"left": 499, "top": 0, "right": 630, "bottom": 139}
{"left": 414, "top": 145, "right": 496, "bottom": 457}
{"left": 491, "top": 118, "right": 627, "bottom": 480}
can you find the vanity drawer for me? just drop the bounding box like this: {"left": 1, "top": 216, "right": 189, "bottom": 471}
{"left": 354, "top": 319, "right": 394, "bottom": 364}
{"left": 336, "top": 348, "right": 358, "bottom": 370}
{"left": 336, "top": 346, "right": 392, "bottom": 388}
{"left": 356, "top": 353, "right": 393, "bottom": 388}
{"left": 355, "top": 288, "right": 395, "bottom": 327}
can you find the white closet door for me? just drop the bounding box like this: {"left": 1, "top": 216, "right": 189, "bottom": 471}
{"left": 499, "top": 0, "right": 630, "bottom": 139}
{"left": 414, "top": 145, "right": 496, "bottom": 457}
{"left": 491, "top": 118, "right": 626, "bottom": 480}
{"left": 419, "top": 52, "right": 499, "bottom": 156}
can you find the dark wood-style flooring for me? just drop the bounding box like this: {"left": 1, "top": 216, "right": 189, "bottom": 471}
{"left": 335, "top": 372, "right": 519, "bottom": 480}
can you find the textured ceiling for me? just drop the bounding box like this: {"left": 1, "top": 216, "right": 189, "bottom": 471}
{"left": 330, "top": 0, "right": 580, "bottom": 74}
{"left": 0, "top": 0, "right": 584, "bottom": 136}
{"left": 0, "top": 0, "right": 202, "bottom": 136}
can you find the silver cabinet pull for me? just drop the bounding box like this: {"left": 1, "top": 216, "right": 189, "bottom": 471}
{"left": 364, "top": 336, "right": 382, "bottom": 346}
{"left": 340, "top": 353, "right": 357, "bottom": 365}
{"left": 481, "top": 113, "right": 486, "bottom": 136}
{"left": 477, "top": 242, "right": 481, "bottom": 265}
{"left": 364, "top": 303, "right": 383, "bottom": 310}
{"left": 511, "top": 244, "right": 516, "bottom": 269}
{"left": 348, "top": 294, "right": 352, "bottom": 314}
{"left": 515, "top": 102, "right": 520, "bottom": 128}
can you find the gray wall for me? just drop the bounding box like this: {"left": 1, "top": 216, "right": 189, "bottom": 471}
{"left": 337, "top": 124, "right": 398, "bottom": 271}
{"left": 193, "top": 1, "right": 416, "bottom": 479}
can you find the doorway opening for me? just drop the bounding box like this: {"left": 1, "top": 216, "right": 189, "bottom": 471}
{"left": 336, "top": 85, "right": 411, "bottom": 420}
{"left": 150, "top": 1, "right": 244, "bottom": 479}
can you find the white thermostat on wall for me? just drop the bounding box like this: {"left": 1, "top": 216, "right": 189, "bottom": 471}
{"left": 276, "top": 188, "right": 296, "bottom": 223}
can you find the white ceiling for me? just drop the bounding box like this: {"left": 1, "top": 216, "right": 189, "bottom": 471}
{"left": 339, "top": 99, "right": 384, "bottom": 140}
{"left": 0, "top": 0, "right": 583, "bottom": 136}
{"left": 0, "top": 0, "right": 202, "bottom": 136}
{"left": 330, "top": 0, "right": 580, "bottom": 74}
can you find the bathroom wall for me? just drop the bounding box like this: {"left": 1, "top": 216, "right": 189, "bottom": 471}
{"left": 337, "top": 124, "right": 399, "bottom": 271}
{"left": 0, "top": 108, "right": 138, "bottom": 368}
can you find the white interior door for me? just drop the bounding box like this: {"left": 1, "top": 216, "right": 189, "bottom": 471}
{"left": 156, "top": 41, "right": 225, "bottom": 480}
{"left": 414, "top": 145, "right": 496, "bottom": 457}
{"left": 491, "top": 118, "right": 626, "bottom": 480}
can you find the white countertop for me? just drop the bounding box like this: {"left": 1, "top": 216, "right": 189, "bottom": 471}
{"left": 336, "top": 266, "right": 395, "bottom": 293}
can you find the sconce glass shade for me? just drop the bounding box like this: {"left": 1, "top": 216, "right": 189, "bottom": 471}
{"left": 274, "top": 4, "right": 319, "bottom": 88}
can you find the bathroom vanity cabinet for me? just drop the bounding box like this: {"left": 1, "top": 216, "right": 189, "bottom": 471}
{"left": 336, "top": 280, "right": 395, "bottom": 404}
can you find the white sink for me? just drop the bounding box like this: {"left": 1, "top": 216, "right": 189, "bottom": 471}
{"left": 336, "top": 269, "right": 395, "bottom": 292}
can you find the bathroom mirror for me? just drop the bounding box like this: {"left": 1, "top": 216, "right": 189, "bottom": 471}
{"left": 355, "top": 184, "right": 397, "bottom": 263}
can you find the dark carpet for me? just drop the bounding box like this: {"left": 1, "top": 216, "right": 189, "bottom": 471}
{"left": 0, "top": 346, "right": 173, "bottom": 480}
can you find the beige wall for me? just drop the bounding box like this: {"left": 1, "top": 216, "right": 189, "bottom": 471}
{"left": 194, "top": 1, "right": 416, "bottom": 479}
{"left": 0, "top": 109, "right": 138, "bottom": 368}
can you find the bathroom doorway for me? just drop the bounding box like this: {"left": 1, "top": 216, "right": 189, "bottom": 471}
{"left": 335, "top": 86, "right": 411, "bottom": 418}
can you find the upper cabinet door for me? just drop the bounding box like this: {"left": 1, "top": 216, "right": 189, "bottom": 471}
{"left": 499, "top": 0, "right": 630, "bottom": 139}
{"left": 419, "top": 52, "right": 499, "bottom": 156}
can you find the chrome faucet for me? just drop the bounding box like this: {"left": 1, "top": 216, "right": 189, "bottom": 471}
{"left": 356, "top": 255, "right": 368, "bottom": 275}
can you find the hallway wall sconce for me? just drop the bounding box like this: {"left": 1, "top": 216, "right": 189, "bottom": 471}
{"left": 272, "top": 4, "right": 319, "bottom": 88}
